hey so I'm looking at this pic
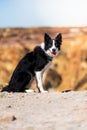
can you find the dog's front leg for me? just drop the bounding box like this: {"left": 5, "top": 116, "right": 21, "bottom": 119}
{"left": 35, "top": 71, "right": 48, "bottom": 93}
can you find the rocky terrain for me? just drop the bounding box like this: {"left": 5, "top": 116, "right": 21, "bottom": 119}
{"left": 0, "top": 27, "right": 87, "bottom": 91}
{"left": 0, "top": 91, "right": 87, "bottom": 130}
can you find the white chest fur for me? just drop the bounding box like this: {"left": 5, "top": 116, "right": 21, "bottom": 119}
{"left": 35, "top": 61, "right": 52, "bottom": 93}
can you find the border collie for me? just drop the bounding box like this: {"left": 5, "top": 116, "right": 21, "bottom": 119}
{"left": 1, "top": 33, "right": 62, "bottom": 93}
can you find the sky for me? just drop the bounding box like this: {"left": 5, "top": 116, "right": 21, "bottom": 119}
{"left": 0, "top": 0, "right": 87, "bottom": 27}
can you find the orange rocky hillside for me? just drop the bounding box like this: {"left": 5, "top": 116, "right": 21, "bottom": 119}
{"left": 0, "top": 27, "right": 87, "bottom": 92}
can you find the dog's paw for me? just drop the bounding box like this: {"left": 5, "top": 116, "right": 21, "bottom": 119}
{"left": 25, "top": 89, "right": 34, "bottom": 93}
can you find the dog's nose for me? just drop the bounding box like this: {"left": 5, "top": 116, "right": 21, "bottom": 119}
{"left": 52, "top": 49, "right": 56, "bottom": 52}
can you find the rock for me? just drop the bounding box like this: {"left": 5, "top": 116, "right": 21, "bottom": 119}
{"left": 0, "top": 115, "right": 16, "bottom": 122}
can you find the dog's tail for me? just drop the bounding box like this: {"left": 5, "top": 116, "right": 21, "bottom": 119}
{"left": 1, "top": 85, "right": 12, "bottom": 92}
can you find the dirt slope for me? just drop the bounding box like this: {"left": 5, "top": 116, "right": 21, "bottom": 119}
{"left": 0, "top": 91, "right": 87, "bottom": 130}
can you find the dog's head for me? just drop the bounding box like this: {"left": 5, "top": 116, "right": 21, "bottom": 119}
{"left": 43, "top": 33, "right": 62, "bottom": 58}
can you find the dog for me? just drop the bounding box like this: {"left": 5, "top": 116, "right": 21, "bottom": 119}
{"left": 1, "top": 33, "right": 62, "bottom": 93}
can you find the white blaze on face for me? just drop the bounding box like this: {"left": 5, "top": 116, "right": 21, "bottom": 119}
{"left": 50, "top": 40, "right": 56, "bottom": 52}
{"left": 49, "top": 40, "right": 59, "bottom": 57}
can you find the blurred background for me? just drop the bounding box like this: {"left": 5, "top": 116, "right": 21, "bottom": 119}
{"left": 0, "top": 0, "right": 87, "bottom": 91}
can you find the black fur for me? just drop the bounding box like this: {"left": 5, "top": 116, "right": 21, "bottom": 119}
{"left": 1, "top": 47, "right": 51, "bottom": 92}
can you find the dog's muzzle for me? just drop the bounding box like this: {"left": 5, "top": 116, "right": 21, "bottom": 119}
{"left": 51, "top": 49, "right": 57, "bottom": 56}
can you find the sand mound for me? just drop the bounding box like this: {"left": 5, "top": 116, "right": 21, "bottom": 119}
{"left": 0, "top": 91, "right": 87, "bottom": 130}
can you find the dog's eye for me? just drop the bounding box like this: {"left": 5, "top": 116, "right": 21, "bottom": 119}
{"left": 48, "top": 42, "right": 52, "bottom": 48}
{"left": 55, "top": 42, "right": 58, "bottom": 48}
{"left": 55, "top": 42, "right": 61, "bottom": 48}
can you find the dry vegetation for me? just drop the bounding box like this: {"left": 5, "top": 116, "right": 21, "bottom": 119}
{"left": 0, "top": 27, "right": 87, "bottom": 91}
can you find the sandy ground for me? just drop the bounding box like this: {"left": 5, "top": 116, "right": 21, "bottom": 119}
{"left": 0, "top": 91, "right": 87, "bottom": 130}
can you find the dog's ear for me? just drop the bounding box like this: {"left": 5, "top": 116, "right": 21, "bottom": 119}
{"left": 44, "top": 33, "right": 52, "bottom": 43}
{"left": 55, "top": 33, "right": 62, "bottom": 43}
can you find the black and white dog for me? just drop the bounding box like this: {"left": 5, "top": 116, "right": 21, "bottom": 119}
{"left": 1, "top": 33, "right": 62, "bottom": 93}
